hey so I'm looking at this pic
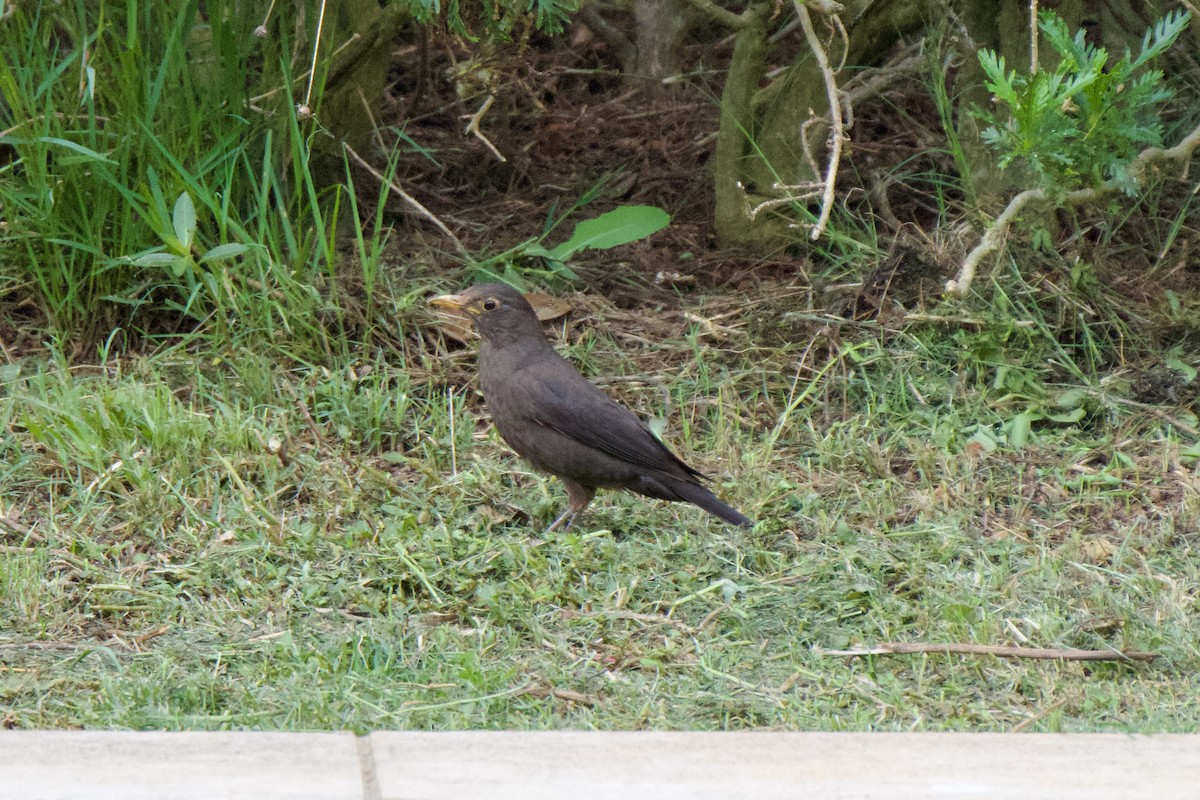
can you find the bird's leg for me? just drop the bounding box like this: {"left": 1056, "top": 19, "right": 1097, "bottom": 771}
{"left": 544, "top": 507, "right": 576, "bottom": 534}
{"left": 545, "top": 480, "right": 595, "bottom": 534}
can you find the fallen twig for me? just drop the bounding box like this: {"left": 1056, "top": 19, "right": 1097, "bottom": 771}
{"left": 0, "top": 514, "right": 39, "bottom": 542}
{"left": 1100, "top": 395, "right": 1200, "bottom": 438}
{"left": 815, "top": 642, "right": 1159, "bottom": 662}
{"left": 344, "top": 143, "right": 470, "bottom": 258}
{"left": 463, "top": 94, "right": 506, "bottom": 162}
{"left": 0, "top": 640, "right": 83, "bottom": 651}
{"left": 518, "top": 683, "right": 599, "bottom": 707}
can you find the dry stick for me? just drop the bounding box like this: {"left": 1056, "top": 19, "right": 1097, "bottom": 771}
{"left": 949, "top": 119, "right": 1200, "bottom": 295}
{"left": 463, "top": 94, "right": 506, "bottom": 162}
{"left": 1029, "top": 0, "right": 1039, "bottom": 73}
{"left": 279, "top": 379, "right": 325, "bottom": 444}
{"left": 343, "top": 143, "right": 470, "bottom": 258}
{"left": 947, "top": 187, "right": 1045, "bottom": 295}
{"left": 248, "top": 35, "right": 361, "bottom": 107}
{"left": 0, "top": 515, "right": 36, "bottom": 540}
{"left": 0, "top": 641, "right": 83, "bottom": 651}
{"left": 301, "top": 0, "right": 330, "bottom": 111}
{"left": 794, "top": 0, "right": 846, "bottom": 241}
{"left": 1099, "top": 394, "right": 1200, "bottom": 438}
{"left": 815, "top": 642, "right": 1159, "bottom": 662}
{"left": 1011, "top": 697, "right": 1069, "bottom": 733}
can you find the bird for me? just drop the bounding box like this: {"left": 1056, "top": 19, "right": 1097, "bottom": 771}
{"left": 430, "top": 282, "right": 753, "bottom": 531}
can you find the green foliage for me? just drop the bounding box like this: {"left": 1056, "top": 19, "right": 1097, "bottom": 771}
{"left": 975, "top": 9, "right": 1189, "bottom": 194}
{"left": 548, "top": 205, "right": 671, "bottom": 260}
{"left": 474, "top": 199, "right": 671, "bottom": 288}
{"left": 0, "top": 2, "right": 394, "bottom": 348}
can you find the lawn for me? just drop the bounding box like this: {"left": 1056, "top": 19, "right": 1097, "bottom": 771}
{"left": 3, "top": 279, "right": 1198, "bottom": 731}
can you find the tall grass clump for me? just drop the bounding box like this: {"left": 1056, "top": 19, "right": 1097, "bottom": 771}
{"left": 0, "top": 1, "right": 351, "bottom": 350}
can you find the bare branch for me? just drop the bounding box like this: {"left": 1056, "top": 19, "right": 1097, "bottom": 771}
{"left": 793, "top": 0, "right": 847, "bottom": 240}
{"left": 463, "top": 94, "right": 507, "bottom": 162}
{"left": 946, "top": 187, "right": 1047, "bottom": 295}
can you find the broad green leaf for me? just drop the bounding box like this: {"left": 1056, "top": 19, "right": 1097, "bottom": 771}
{"left": 199, "top": 243, "right": 249, "bottom": 263}
{"left": 520, "top": 243, "right": 556, "bottom": 259}
{"left": 1164, "top": 351, "right": 1198, "bottom": 382}
{"left": 546, "top": 260, "right": 580, "bottom": 280}
{"left": 549, "top": 205, "right": 670, "bottom": 260}
{"left": 133, "top": 252, "right": 189, "bottom": 277}
{"left": 1053, "top": 389, "right": 1089, "bottom": 409}
{"left": 966, "top": 427, "right": 999, "bottom": 452}
{"left": 1044, "top": 407, "right": 1087, "bottom": 424}
{"left": 1007, "top": 411, "right": 1036, "bottom": 447}
{"left": 173, "top": 192, "right": 196, "bottom": 246}
{"left": 133, "top": 252, "right": 182, "bottom": 267}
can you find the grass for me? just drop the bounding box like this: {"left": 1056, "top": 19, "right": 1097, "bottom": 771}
{"left": 2, "top": 283, "right": 1199, "bottom": 732}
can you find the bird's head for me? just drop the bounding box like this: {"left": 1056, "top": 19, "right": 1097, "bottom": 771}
{"left": 429, "top": 282, "right": 546, "bottom": 346}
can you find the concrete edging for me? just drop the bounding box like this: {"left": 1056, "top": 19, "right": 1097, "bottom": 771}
{"left": 1, "top": 731, "right": 1197, "bottom": 799}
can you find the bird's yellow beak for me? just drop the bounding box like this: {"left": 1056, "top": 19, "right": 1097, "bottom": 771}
{"left": 429, "top": 293, "right": 479, "bottom": 344}
{"left": 429, "top": 293, "right": 474, "bottom": 314}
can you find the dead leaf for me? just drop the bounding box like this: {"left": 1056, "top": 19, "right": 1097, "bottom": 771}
{"left": 525, "top": 292, "right": 571, "bottom": 321}
{"left": 1080, "top": 537, "right": 1116, "bottom": 564}
{"left": 432, "top": 306, "right": 475, "bottom": 344}
{"left": 1078, "top": 616, "right": 1124, "bottom": 634}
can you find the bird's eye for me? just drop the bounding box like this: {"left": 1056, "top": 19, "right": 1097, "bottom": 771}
{"left": 483, "top": 298, "right": 498, "bottom": 311}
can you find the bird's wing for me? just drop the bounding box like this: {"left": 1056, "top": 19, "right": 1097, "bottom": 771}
{"left": 525, "top": 365, "right": 705, "bottom": 480}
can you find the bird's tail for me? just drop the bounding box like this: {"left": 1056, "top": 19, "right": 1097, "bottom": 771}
{"left": 671, "top": 480, "right": 754, "bottom": 528}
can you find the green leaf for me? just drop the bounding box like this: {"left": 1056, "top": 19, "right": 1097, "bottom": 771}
{"left": 520, "top": 243, "right": 556, "bottom": 260}
{"left": 1007, "top": 411, "right": 1036, "bottom": 447}
{"left": 34, "top": 136, "right": 117, "bottom": 164}
{"left": 133, "top": 252, "right": 182, "bottom": 267}
{"left": 199, "top": 243, "right": 249, "bottom": 263}
{"left": 966, "top": 427, "right": 999, "bottom": 453}
{"left": 173, "top": 192, "right": 196, "bottom": 247}
{"left": 548, "top": 205, "right": 670, "bottom": 260}
{"left": 1044, "top": 407, "right": 1086, "bottom": 424}
{"left": 1054, "top": 388, "right": 1089, "bottom": 409}
{"left": 133, "top": 251, "right": 189, "bottom": 277}
{"left": 1164, "top": 353, "right": 1198, "bottom": 383}
{"left": 545, "top": 260, "right": 580, "bottom": 280}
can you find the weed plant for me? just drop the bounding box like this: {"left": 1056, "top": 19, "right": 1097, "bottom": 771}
{"left": 0, "top": 1, "right": 396, "bottom": 350}
{"left": 975, "top": 9, "right": 1190, "bottom": 194}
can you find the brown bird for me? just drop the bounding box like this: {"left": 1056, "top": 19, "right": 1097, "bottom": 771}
{"left": 431, "top": 283, "right": 753, "bottom": 531}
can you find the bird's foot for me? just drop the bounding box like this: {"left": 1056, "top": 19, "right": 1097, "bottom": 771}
{"left": 544, "top": 509, "right": 576, "bottom": 534}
